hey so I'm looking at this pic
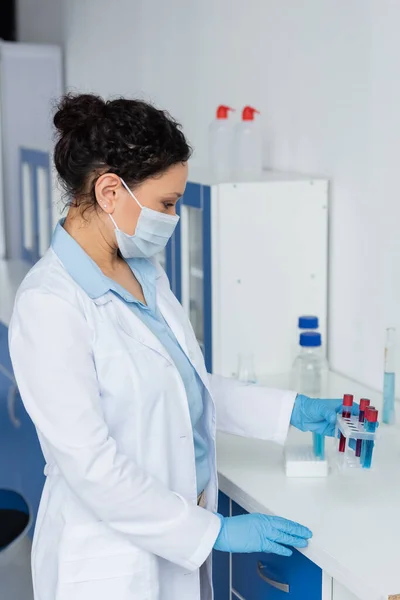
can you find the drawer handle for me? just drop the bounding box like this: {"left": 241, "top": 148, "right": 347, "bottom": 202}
{"left": 257, "top": 561, "right": 290, "bottom": 593}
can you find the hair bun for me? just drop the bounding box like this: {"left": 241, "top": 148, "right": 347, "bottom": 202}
{"left": 54, "top": 93, "right": 106, "bottom": 135}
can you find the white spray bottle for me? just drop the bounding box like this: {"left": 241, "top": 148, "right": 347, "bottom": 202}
{"left": 234, "top": 106, "right": 263, "bottom": 180}
{"left": 209, "top": 105, "right": 235, "bottom": 182}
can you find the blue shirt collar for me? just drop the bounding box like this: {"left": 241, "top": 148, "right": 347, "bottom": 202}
{"left": 51, "top": 220, "right": 158, "bottom": 309}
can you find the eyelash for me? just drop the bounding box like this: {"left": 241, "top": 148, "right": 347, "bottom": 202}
{"left": 163, "top": 202, "right": 174, "bottom": 209}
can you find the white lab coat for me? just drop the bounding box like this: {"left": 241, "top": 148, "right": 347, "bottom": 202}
{"left": 8, "top": 248, "right": 296, "bottom": 600}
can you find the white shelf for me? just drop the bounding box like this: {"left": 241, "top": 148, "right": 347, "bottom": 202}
{"left": 188, "top": 163, "right": 328, "bottom": 187}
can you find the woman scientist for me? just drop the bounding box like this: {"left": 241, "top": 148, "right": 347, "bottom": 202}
{"left": 10, "top": 94, "right": 345, "bottom": 600}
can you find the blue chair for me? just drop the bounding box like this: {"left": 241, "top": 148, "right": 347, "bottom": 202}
{"left": 0, "top": 489, "right": 33, "bottom": 600}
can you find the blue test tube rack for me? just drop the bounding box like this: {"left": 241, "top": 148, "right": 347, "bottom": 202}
{"left": 335, "top": 415, "right": 378, "bottom": 470}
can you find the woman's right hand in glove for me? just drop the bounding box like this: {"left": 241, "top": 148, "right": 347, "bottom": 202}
{"left": 213, "top": 513, "right": 312, "bottom": 556}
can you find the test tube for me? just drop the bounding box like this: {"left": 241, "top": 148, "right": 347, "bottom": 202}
{"left": 338, "top": 394, "right": 354, "bottom": 453}
{"left": 383, "top": 327, "right": 396, "bottom": 425}
{"left": 355, "top": 398, "right": 371, "bottom": 457}
{"left": 361, "top": 407, "right": 378, "bottom": 469}
{"left": 313, "top": 433, "right": 325, "bottom": 460}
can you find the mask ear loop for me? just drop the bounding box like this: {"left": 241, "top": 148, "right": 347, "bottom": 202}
{"left": 120, "top": 178, "right": 144, "bottom": 209}
{"left": 109, "top": 214, "right": 119, "bottom": 230}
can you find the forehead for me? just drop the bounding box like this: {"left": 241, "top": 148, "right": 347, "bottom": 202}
{"left": 139, "top": 163, "right": 188, "bottom": 194}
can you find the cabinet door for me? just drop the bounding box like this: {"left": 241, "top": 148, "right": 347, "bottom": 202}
{"left": 332, "top": 581, "right": 361, "bottom": 600}
{"left": 231, "top": 501, "right": 322, "bottom": 600}
{"left": 0, "top": 368, "right": 21, "bottom": 494}
{"left": 0, "top": 323, "right": 26, "bottom": 503}
{"left": 14, "top": 393, "right": 45, "bottom": 535}
{"left": 173, "top": 182, "right": 212, "bottom": 371}
{"left": 181, "top": 200, "right": 204, "bottom": 348}
{"left": 20, "top": 148, "right": 52, "bottom": 264}
{"left": 0, "top": 323, "right": 45, "bottom": 536}
{"left": 213, "top": 492, "right": 230, "bottom": 600}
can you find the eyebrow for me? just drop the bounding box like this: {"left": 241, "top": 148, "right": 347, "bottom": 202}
{"left": 163, "top": 192, "right": 183, "bottom": 199}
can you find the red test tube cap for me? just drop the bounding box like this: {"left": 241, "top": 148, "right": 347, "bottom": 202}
{"left": 365, "top": 408, "right": 378, "bottom": 422}
{"left": 360, "top": 398, "right": 371, "bottom": 411}
{"left": 343, "top": 394, "right": 354, "bottom": 406}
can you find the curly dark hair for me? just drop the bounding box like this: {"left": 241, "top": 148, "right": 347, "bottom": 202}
{"left": 53, "top": 93, "right": 192, "bottom": 209}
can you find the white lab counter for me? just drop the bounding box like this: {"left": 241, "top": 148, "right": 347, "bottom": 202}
{"left": 217, "top": 372, "right": 400, "bottom": 600}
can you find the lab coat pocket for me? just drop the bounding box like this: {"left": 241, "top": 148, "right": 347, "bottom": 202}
{"left": 57, "top": 522, "right": 158, "bottom": 600}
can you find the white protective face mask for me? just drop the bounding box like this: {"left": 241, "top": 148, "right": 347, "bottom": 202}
{"left": 109, "top": 179, "right": 179, "bottom": 259}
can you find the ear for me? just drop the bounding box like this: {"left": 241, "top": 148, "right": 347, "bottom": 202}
{"left": 94, "top": 173, "right": 121, "bottom": 213}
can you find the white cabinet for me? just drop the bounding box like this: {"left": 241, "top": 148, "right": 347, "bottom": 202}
{"left": 168, "top": 168, "right": 329, "bottom": 378}
{"left": 332, "top": 582, "right": 361, "bottom": 600}
{"left": 211, "top": 174, "right": 328, "bottom": 380}
{"left": 0, "top": 41, "right": 63, "bottom": 261}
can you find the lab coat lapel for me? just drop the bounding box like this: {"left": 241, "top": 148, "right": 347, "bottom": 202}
{"left": 95, "top": 293, "right": 173, "bottom": 365}
{"left": 156, "top": 283, "right": 211, "bottom": 394}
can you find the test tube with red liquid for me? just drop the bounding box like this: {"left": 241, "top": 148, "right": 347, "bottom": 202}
{"left": 355, "top": 398, "right": 371, "bottom": 457}
{"left": 338, "top": 394, "right": 354, "bottom": 453}
{"left": 361, "top": 407, "right": 379, "bottom": 469}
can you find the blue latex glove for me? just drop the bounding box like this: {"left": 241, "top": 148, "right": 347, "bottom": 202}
{"left": 214, "top": 513, "right": 312, "bottom": 556}
{"left": 290, "top": 395, "right": 359, "bottom": 437}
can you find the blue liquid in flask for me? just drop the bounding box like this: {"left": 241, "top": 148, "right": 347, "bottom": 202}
{"left": 383, "top": 371, "right": 395, "bottom": 425}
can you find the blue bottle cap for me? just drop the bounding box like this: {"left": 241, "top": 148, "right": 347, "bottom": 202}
{"left": 300, "top": 331, "right": 322, "bottom": 347}
{"left": 298, "top": 315, "right": 319, "bottom": 329}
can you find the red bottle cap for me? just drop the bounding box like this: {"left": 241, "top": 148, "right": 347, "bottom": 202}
{"left": 216, "top": 105, "right": 234, "bottom": 119}
{"left": 365, "top": 407, "right": 378, "bottom": 422}
{"left": 242, "top": 106, "right": 260, "bottom": 121}
{"left": 343, "top": 394, "right": 354, "bottom": 407}
{"left": 360, "top": 398, "right": 371, "bottom": 411}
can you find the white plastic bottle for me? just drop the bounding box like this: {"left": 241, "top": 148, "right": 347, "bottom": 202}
{"left": 291, "top": 331, "right": 329, "bottom": 460}
{"left": 291, "top": 332, "right": 328, "bottom": 397}
{"left": 234, "top": 106, "right": 263, "bottom": 180}
{"left": 292, "top": 315, "right": 319, "bottom": 361}
{"left": 209, "top": 105, "right": 235, "bottom": 182}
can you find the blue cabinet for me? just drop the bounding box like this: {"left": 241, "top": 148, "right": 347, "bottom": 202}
{"left": 168, "top": 181, "right": 212, "bottom": 372}
{"left": 19, "top": 148, "right": 52, "bottom": 264}
{"left": 0, "top": 322, "right": 45, "bottom": 535}
{"left": 0, "top": 324, "right": 21, "bottom": 494}
{"left": 213, "top": 492, "right": 230, "bottom": 600}
{"left": 231, "top": 501, "right": 322, "bottom": 600}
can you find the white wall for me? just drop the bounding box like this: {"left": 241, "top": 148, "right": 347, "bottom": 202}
{"left": 33, "top": 0, "right": 399, "bottom": 390}
{"left": 17, "top": 0, "right": 65, "bottom": 45}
